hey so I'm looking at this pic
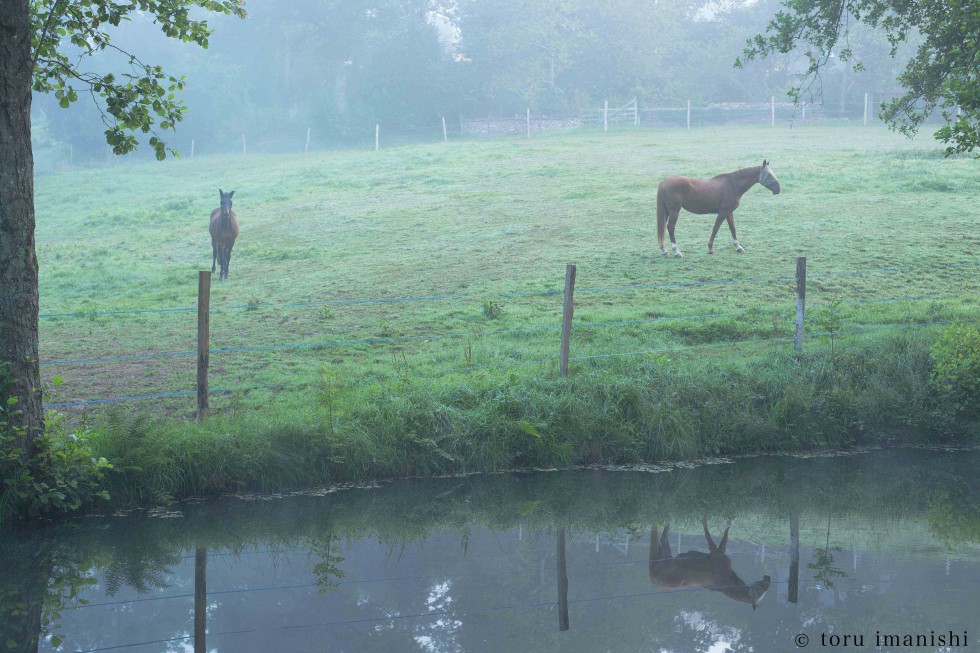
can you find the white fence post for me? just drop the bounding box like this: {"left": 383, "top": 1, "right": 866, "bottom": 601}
{"left": 305, "top": 127, "right": 311, "bottom": 153}
{"left": 603, "top": 100, "right": 609, "bottom": 132}
{"left": 242, "top": 133, "right": 247, "bottom": 155}
{"left": 442, "top": 116, "right": 448, "bottom": 143}
{"left": 375, "top": 124, "right": 380, "bottom": 151}
{"left": 190, "top": 138, "right": 195, "bottom": 159}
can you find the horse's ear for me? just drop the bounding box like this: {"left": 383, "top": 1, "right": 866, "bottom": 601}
{"left": 229, "top": 191, "right": 235, "bottom": 198}
{"left": 762, "top": 159, "right": 768, "bottom": 167}
{"left": 219, "top": 188, "right": 224, "bottom": 196}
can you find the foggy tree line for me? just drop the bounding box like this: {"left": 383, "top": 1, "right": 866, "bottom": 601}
{"left": 30, "top": 0, "right": 915, "bottom": 160}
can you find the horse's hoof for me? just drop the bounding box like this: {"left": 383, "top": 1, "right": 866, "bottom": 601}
{"left": 707, "top": 249, "right": 714, "bottom": 255}
{"left": 674, "top": 252, "right": 683, "bottom": 258}
{"left": 736, "top": 247, "right": 746, "bottom": 254}
{"left": 662, "top": 251, "right": 671, "bottom": 257}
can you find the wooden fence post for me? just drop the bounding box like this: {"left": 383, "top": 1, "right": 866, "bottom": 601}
{"left": 442, "top": 116, "right": 448, "bottom": 143}
{"left": 190, "top": 138, "right": 195, "bottom": 159}
{"left": 788, "top": 514, "right": 800, "bottom": 603}
{"left": 603, "top": 100, "right": 609, "bottom": 132}
{"left": 794, "top": 257, "right": 806, "bottom": 354}
{"left": 304, "top": 127, "right": 311, "bottom": 153}
{"left": 560, "top": 264, "right": 576, "bottom": 377}
{"left": 197, "top": 270, "right": 211, "bottom": 422}
{"left": 375, "top": 124, "right": 380, "bottom": 151}
{"left": 633, "top": 96, "right": 638, "bottom": 126}
{"left": 194, "top": 548, "right": 208, "bottom": 653}
{"left": 557, "top": 527, "right": 569, "bottom": 632}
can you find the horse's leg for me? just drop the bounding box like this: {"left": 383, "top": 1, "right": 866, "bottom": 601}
{"left": 727, "top": 212, "right": 745, "bottom": 253}
{"left": 702, "top": 518, "right": 719, "bottom": 554}
{"left": 666, "top": 210, "right": 683, "bottom": 257}
{"left": 211, "top": 244, "right": 217, "bottom": 274}
{"left": 707, "top": 214, "right": 726, "bottom": 254}
{"left": 660, "top": 522, "right": 673, "bottom": 559}
{"left": 225, "top": 241, "right": 235, "bottom": 279}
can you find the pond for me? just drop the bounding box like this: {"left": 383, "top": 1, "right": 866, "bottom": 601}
{"left": 2, "top": 448, "right": 978, "bottom": 652}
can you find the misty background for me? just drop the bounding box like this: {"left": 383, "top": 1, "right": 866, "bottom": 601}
{"left": 30, "top": 0, "right": 919, "bottom": 168}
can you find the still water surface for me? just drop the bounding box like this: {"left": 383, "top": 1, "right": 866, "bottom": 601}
{"left": 2, "top": 448, "right": 978, "bottom": 652}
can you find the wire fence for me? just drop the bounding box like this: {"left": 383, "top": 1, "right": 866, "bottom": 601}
{"left": 33, "top": 93, "right": 937, "bottom": 174}
{"left": 39, "top": 259, "right": 979, "bottom": 411}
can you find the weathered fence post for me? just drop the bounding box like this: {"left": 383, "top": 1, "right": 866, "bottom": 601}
{"left": 442, "top": 116, "right": 448, "bottom": 143}
{"left": 557, "top": 527, "right": 569, "bottom": 632}
{"left": 375, "top": 124, "right": 380, "bottom": 151}
{"left": 304, "top": 127, "right": 311, "bottom": 153}
{"left": 864, "top": 92, "right": 869, "bottom": 125}
{"left": 194, "top": 548, "right": 207, "bottom": 653}
{"left": 197, "top": 270, "right": 211, "bottom": 422}
{"left": 794, "top": 257, "right": 806, "bottom": 354}
{"left": 190, "top": 138, "right": 195, "bottom": 159}
{"left": 633, "top": 96, "right": 638, "bottom": 126}
{"left": 603, "top": 100, "right": 609, "bottom": 132}
{"left": 560, "top": 264, "right": 576, "bottom": 377}
{"left": 526, "top": 108, "right": 531, "bottom": 139}
{"left": 789, "top": 514, "right": 800, "bottom": 603}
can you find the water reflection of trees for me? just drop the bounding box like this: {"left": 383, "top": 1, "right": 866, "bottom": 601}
{"left": 1, "top": 449, "right": 978, "bottom": 652}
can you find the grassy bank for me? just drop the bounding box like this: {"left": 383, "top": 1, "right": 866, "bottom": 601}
{"left": 82, "top": 329, "right": 976, "bottom": 509}
{"left": 11, "top": 123, "right": 978, "bottom": 518}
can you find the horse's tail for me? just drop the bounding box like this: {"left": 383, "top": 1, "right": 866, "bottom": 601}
{"left": 656, "top": 180, "right": 667, "bottom": 252}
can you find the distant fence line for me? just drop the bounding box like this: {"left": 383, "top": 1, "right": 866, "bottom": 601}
{"left": 40, "top": 258, "right": 978, "bottom": 413}
{"left": 36, "top": 92, "right": 937, "bottom": 173}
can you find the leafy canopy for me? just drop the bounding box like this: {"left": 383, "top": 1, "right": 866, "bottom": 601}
{"left": 30, "top": 0, "right": 246, "bottom": 159}
{"left": 738, "top": 0, "right": 980, "bottom": 155}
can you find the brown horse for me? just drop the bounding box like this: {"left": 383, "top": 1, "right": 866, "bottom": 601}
{"left": 656, "top": 160, "right": 780, "bottom": 257}
{"left": 649, "top": 520, "right": 771, "bottom": 609}
{"left": 209, "top": 189, "right": 239, "bottom": 280}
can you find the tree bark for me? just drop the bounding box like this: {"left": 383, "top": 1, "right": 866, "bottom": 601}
{"left": 0, "top": 0, "right": 43, "bottom": 451}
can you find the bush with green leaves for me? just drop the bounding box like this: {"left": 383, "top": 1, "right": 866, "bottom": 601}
{"left": 930, "top": 323, "right": 980, "bottom": 415}
{"left": 1, "top": 396, "right": 111, "bottom": 523}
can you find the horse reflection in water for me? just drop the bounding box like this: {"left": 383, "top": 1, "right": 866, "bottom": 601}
{"left": 649, "top": 519, "right": 771, "bottom": 609}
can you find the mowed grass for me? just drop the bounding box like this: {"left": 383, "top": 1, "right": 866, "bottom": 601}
{"left": 34, "top": 123, "right": 980, "bottom": 419}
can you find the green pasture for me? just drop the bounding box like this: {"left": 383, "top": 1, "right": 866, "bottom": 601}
{"left": 34, "top": 123, "right": 979, "bottom": 419}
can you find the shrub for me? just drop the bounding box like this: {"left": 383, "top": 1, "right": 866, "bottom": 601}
{"left": 1, "top": 405, "right": 111, "bottom": 522}
{"left": 930, "top": 323, "right": 980, "bottom": 415}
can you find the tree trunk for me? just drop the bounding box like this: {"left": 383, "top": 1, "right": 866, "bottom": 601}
{"left": 0, "top": 0, "right": 43, "bottom": 452}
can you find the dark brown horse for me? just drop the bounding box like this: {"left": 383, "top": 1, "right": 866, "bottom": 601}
{"left": 209, "top": 189, "right": 239, "bottom": 280}
{"left": 657, "top": 160, "right": 780, "bottom": 257}
{"left": 649, "top": 520, "right": 771, "bottom": 609}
